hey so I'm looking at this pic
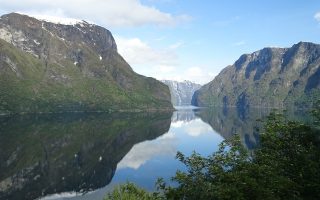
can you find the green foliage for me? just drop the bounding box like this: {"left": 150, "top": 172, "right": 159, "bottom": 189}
{"left": 105, "top": 183, "right": 160, "bottom": 200}
{"left": 106, "top": 107, "right": 320, "bottom": 200}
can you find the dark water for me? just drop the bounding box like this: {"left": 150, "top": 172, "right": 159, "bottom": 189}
{"left": 0, "top": 107, "right": 310, "bottom": 200}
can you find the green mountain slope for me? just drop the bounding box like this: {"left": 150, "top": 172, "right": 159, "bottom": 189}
{"left": 0, "top": 13, "right": 172, "bottom": 114}
{"left": 192, "top": 42, "right": 320, "bottom": 108}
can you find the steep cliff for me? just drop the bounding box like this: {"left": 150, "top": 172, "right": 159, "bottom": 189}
{"left": 0, "top": 13, "right": 172, "bottom": 114}
{"left": 162, "top": 80, "right": 201, "bottom": 106}
{"left": 192, "top": 42, "right": 320, "bottom": 108}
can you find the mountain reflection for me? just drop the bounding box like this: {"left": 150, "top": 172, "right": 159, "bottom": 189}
{"left": 0, "top": 112, "right": 172, "bottom": 200}
{"left": 117, "top": 109, "right": 199, "bottom": 171}
{"left": 0, "top": 107, "right": 308, "bottom": 200}
{"left": 196, "top": 107, "right": 264, "bottom": 149}
{"left": 117, "top": 132, "right": 177, "bottom": 170}
{"left": 108, "top": 108, "right": 222, "bottom": 193}
{"left": 195, "top": 107, "right": 310, "bottom": 149}
{"left": 171, "top": 108, "right": 197, "bottom": 122}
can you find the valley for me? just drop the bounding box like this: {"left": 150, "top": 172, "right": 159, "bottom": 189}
{"left": 0, "top": 2, "right": 320, "bottom": 199}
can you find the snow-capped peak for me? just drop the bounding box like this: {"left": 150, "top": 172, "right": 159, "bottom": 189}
{"left": 17, "top": 12, "right": 90, "bottom": 26}
{"left": 31, "top": 14, "right": 82, "bottom": 25}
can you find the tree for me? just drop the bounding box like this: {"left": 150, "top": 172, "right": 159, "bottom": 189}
{"left": 105, "top": 182, "right": 160, "bottom": 200}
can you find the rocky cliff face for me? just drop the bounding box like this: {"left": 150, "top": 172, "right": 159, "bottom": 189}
{"left": 192, "top": 42, "right": 320, "bottom": 108}
{"left": 0, "top": 13, "right": 172, "bottom": 113}
{"left": 162, "top": 80, "right": 201, "bottom": 106}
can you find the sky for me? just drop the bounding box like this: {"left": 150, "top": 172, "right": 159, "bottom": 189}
{"left": 1, "top": 0, "right": 320, "bottom": 84}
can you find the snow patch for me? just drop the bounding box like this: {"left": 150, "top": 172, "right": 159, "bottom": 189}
{"left": 0, "top": 27, "right": 13, "bottom": 43}
{"left": 74, "top": 26, "right": 86, "bottom": 34}
{"left": 24, "top": 13, "right": 83, "bottom": 25}
{"left": 41, "top": 23, "right": 54, "bottom": 37}
{"left": 5, "top": 57, "right": 19, "bottom": 75}
{"left": 33, "top": 40, "right": 40, "bottom": 45}
{"left": 56, "top": 35, "right": 65, "bottom": 42}
{"left": 17, "top": 12, "right": 96, "bottom": 27}
{"left": 40, "top": 23, "right": 66, "bottom": 42}
{"left": 99, "top": 55, "right": 102, "bottom": 61}
{"left": 74, "top": 62, "right": 78, "bottom": 65}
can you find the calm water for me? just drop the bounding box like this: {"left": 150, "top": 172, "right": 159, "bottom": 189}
{"left": 0, "top": 107, "right": 309, "bottom": 200}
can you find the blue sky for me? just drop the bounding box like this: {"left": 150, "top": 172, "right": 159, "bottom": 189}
{"left": 1, "top": 0, "right": 320, "bottom": 84}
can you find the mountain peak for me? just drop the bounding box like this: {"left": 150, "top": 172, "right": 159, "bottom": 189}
{"left": 161, "top": 79, "right": 200, "bottom": 85}
{"left": 4, "top": 12, "right": 93, "bottom": 26}
{"left": 193, "top": 42, "right": 320, "bottom": 108}
{"left": 292, "top": 41, "right": 320, "bottom": 51}
{"left": 0, "top": 12, "right": 118, "bottom": 56}
{"left": 17, "top": 12, "right": 85, "bottom": 25}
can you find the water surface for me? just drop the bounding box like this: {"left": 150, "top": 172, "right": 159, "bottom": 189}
{"left": 0, "top": 107, "right": 309, "bottom": 200}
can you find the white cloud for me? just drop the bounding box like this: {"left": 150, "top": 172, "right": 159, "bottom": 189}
{"left": 186, "top": 67, "right": 202, "bottom": 76}
{"left": 233, "top": 40, "right": 246, "bottom": 46}
{"left": 153, "top": 66, "right": 216, "bottom": 84}
{"left": 115, "top": 36, "right": 216, "bottom": 84}
{"left": 0, "top": 0, "right": 190, "bottom": 27}
{"left": 169, "top": 41, "right": 184, "bottom": 49}
{"left": 314, "top": 12, "right": 320, "bottom": 22}
{"left": 115, "top": 36, "right": 177, "bottom": 66}
{"left": 170, "top": 121, "right": 185, "bottom": 128}
{"left": 183, "top": 119, "right": 213, "bottom": 137}
{"left": 171, "top": 118, "right": 213, "bottom": 137}
{"left": 20, "top": 11, "right": 83, "bottom": 25}
{"left": 117, "top": 132, "right": 177, "bottom": 170}
{"left": 115, "top": 36, "right": 182, "bottom": 79}
{"left": 158, "top": 65, "right": 176, "bottom": 73}
{"left": 212, "top": 16, "right": 240, "bottom": 27}
{"left": 154, "top": 36, "right": 167, "bottom": 41}
{"left": 178, "top": 67, "right": 216, "bottom": 84}
{"left": 147, "top": 0, "right": 175, "bottom": 3}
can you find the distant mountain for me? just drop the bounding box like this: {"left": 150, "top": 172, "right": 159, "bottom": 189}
{"left": 162, "top": 80, "right": 201, "bottom": 106}
{"left": 0, "top": 13, "right": 172, "bottom": 114}
{"left": 192, "top": 42, "right": 320, "bottom": 109}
